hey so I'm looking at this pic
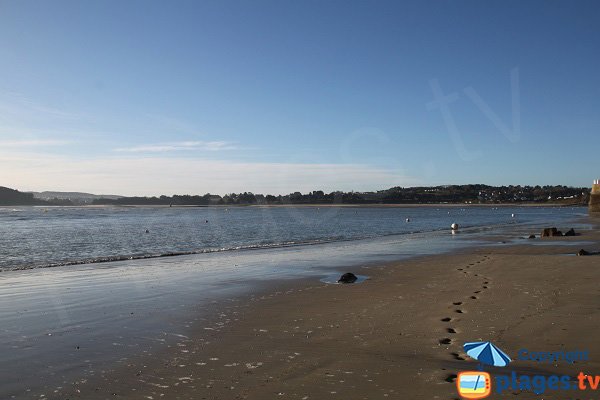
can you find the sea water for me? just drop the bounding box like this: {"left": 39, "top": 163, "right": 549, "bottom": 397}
{"left": 0, "top": 205, "right": 586, "bottom": 271}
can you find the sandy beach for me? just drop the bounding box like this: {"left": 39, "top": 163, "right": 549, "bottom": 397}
{"left": 38, "top": 217, "right": 597, "bottom": 400}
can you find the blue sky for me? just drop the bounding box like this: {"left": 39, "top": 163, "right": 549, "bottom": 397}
{"left": 0, "top": 0, "right": 599, "bottom": 195}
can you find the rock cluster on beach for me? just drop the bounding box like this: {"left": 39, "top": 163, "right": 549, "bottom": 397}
{"left": 541, "top": 227, "right": 562, "bottom": 237}
{"left": 540, "top": 227, "right": 577, "bottom": 237}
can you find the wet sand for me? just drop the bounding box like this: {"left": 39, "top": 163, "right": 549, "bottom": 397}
{"left": 51, "top": 221, "right": 600, "bottom": 400}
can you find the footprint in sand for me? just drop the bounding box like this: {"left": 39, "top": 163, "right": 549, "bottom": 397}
{"left": 439, "top": 338, "right": 452, "bottom": 345}
{"left": 453, "top": 302, "right": 462, "bottom": 305}
{"left": 482, "top": 286, "right": 488, "bottom": 289}
{"left": 470, "top": 296, "right": 478, "bottom": 299}
{"left": 441, "top": 317, "right": 452, "bottom": 322}
{"left": 447, "top": 328, "right": 457, "bottom": 334}
{"left": 455, "top": 309, "right": 464, "bottom": 313}
{"left": 473, "top": 290, "right": 481, "bottom": 294}
{"left": 457, "top": 268, "right": 464, "bottom": 271}
{"left": 450, "top": 352, "right": 465, "bottom": 361}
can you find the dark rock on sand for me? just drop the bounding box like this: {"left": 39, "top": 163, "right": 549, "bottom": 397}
{"left": 542, "top": 228, "right": 562, "bottom": 237}
{"left": 565, "top": 228, "right": 577, "bottom": 237}
{"left": 541, "top": 228, "right": 556, "bottom": 237}
{"left": 577, "top": 249, "right": 590, "bottom": 256}
{"left": 338, "top": 272, "right": 358, "bottom": 283}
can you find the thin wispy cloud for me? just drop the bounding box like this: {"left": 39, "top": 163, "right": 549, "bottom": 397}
{"left": 0, "top": 91, "right": 81, "bottom": 121}
{"left": 0, "top": 90, "right": 88, "bottom": 145}
{"left": 0, "top": 139, "right": 72, "bottom": 147}
{"left": 113, "top": 141, "right": 237, "bottom": 153}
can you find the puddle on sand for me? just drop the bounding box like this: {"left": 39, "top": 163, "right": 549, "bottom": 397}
{"left": 496, "top": 238, "right": 596, "bottom": 247}
{"left": 320, "top": 273, "right": 370, "bottom": 284}
{"left": 558, "top": 252, "right": 599, "bottom": 256}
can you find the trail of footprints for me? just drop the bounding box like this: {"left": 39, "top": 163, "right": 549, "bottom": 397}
{"left": 440, "top": 254, "right": 493, "bottom": 386}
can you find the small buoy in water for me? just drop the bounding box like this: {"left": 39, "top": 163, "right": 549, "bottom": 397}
{"left": 511, "top": 213, "right": 515, "bottom": 218}
{"left": 145, "top": 229, "right": 149, "bottom": 233}
{"left": 451, "top": 223, "right": 458, "bottom": 231}
{"left": 405, "top": 218, "right": 410, "bottom": 222}
{"left": 205, "top": 220, "right": 208, "bottom": 223}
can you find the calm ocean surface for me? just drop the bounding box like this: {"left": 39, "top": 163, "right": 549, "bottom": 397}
{"left": 0, "top": 205, "right": 587, "bottom": 271}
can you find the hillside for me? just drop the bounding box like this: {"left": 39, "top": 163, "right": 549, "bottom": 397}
{"left": 0, "top": 186, "right": 42, "bottom": 205}
{"left": 30, "top": 191, "right": 123, "bottom": 205}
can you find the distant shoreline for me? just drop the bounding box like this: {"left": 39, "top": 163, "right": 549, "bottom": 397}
{"left": 2, "top": 184, "right": 589, "bottom": 207}
{"left": 1, "top": 202, "right": 586, "bottom": 208}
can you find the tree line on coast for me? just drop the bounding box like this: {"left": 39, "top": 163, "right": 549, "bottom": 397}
{"left": 0, "top": 184, "right": 589, "bottom": 206}
{"left": 92, "top": 184, "right": 588, "bottom": 206}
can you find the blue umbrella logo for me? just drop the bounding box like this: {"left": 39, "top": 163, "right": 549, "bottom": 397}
{"left": 463, "top": 341, "right": 511, "bottom": 367}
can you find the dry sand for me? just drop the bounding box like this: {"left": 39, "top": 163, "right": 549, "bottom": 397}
{"left": 61, "top": 222, "right": 600, "bottom": 400}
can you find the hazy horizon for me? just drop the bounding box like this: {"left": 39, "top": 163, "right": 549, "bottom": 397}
{"left": 1, "top": 1, "right": 599, "bottom": 195}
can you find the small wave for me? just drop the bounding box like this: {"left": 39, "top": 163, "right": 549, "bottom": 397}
{"left": 0, "top": 238, "right": 352, "bottom": 272}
